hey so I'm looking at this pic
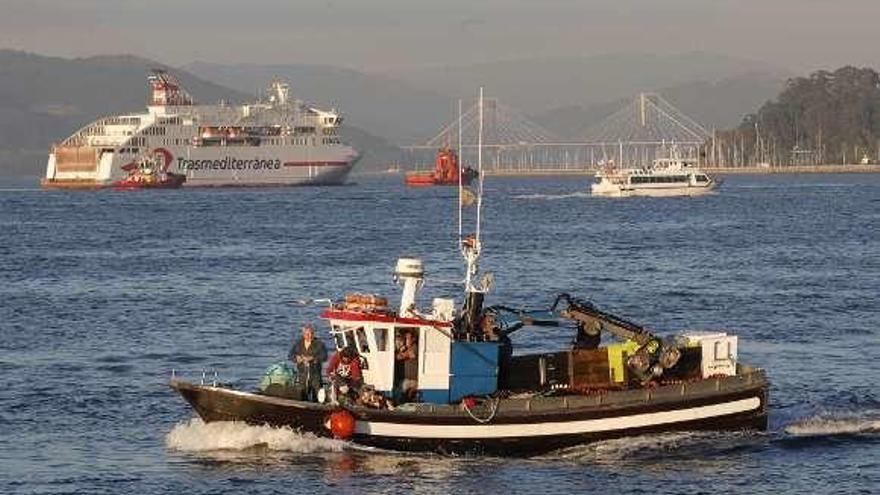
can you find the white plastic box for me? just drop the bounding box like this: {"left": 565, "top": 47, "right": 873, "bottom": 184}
{"left": 682, "top": 332, "right": 738, "bottom": 377}
{"left": 432, "top": 298, "right": 456, "bottom": 322}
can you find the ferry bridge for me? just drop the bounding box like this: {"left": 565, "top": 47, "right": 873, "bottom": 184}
{"left": 401, "top": 93, "right": 712, "bottom": 173}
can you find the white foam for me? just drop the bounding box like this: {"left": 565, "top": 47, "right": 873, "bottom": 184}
{"left": 165, "top": 418, "right": 345, "bottom": 453}
{"left": 514, "top": 192, "right": 591, "bottom": 200}
{"left": 548, "top": 431, "right": 704, "bottom": 462}
{"left": 785, "top": 415, "right": 880, "bottom": 437}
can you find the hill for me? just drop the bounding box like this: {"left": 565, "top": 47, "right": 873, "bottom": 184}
{"left": 185, "top": 53, "right": 788, "bottom": 146}
{"left": 394, "top": 52, "right": 787, "bottom": 115}
{"left": 0, "top": 50, "right": 399, "bottom": 177}
{"left": 719, "top": 66, "right": 880, "bottom": 165}
{"left": 530, "top": 72, "right": 784, "bottom": 140}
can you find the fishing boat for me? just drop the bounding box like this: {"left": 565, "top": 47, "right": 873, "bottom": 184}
{"left": 404, "top": 148, "right": 477, "bottom": 187}
{"left": 591, "top": 148, "right": 719, "bottom": 197}
{"left": 170, "top": 90, "right": 768, "bottom": 456}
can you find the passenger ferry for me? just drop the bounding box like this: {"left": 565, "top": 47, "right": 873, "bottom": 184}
{"left": 591, "top": 152, "right": 719, "bottom": 197}
{"left": 42, "top": 70, "right": 359, "bottom": 188}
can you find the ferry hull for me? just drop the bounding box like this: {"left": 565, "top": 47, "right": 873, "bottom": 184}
{"left": 43, "top": 155, "right": 357, "bottom": 189}
{"left": 170, "top": 372, "right": 768, "bottom": 457}
{"left": 40, "top": 178, "right": 109, "bottom": 190}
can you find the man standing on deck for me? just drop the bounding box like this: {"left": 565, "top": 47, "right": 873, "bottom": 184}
{"left": 289, "top": 324, "right": 328, "bottom": 402}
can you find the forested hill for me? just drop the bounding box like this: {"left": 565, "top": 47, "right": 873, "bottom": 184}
{"left": 723, "top": 66, "right": 880, "bottom": 164}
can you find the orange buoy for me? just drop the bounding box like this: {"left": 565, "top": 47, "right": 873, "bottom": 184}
{"left": 326, "top": 409, "right": 356, "bottom": 439}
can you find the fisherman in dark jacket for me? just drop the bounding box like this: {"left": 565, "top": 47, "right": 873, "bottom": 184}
{"left": 289, "top": 323, "right": 328, "bottom": 401}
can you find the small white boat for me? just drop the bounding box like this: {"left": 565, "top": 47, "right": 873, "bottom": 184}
{"left": 591, "top": 152, "right": 719, "bottom": 197}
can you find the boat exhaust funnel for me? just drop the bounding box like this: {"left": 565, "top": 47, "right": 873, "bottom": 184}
{"left": 395, "top": 258, "right": 424, "bottom": 317}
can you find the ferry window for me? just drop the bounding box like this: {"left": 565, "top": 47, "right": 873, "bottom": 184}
{"left": 373, "top": 327, "right": 388, "bottom": 352}
{"left": 333, "top": 333, "right": 345, "bottom": 350}
{"left": 696, "top": 175, "right": 709, "bottom": 182}
{"left": 344, "top": 330, "right": 355, "bottom": 349}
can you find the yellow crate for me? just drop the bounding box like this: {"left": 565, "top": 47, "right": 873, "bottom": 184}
{"left": 606, "top": 340, "right": 641, "bottom": 383}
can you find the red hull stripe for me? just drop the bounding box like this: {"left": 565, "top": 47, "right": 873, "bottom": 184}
{"left": 283, "top": 161, "right": 348, "bottom": 167}
{"left": 320, "top": 309, "right": 453, "bottom": 328}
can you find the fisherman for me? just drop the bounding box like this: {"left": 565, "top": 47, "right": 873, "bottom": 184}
{"left": 393, "top": 332, "right": 406, "bottom": 400}
{"left": 573, "top": 320, "right": 601, "bottom": 350}
{"left": 289, "top": 323, "right": 328, "bottom": 402}
{"left": 396, "top": 331, "right": 419, "bottom": 402}
{"left": 327, "top": 345, "right": 363, "bottom": 401}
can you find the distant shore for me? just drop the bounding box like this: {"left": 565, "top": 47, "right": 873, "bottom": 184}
{"left": 466, "top": 164, "right": 880, "bottom": 177}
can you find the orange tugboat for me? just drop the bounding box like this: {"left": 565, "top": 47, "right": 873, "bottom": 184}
{"left": 405, "top": 148, "right": 477, "bottom": 187}
{"left": 113, "top": 149, "right": 186, "bottom": 190}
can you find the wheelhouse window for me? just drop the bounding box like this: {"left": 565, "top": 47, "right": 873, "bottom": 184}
{"left": 355, "top": 327, "right": 370, "bottom": 353}
{"left": 373, "top": 327, "right": 388, "bottom": 352}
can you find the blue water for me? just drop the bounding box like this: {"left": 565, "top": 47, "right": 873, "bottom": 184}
{"left": 1, "top": 174, "right": 878, "bottom": 494}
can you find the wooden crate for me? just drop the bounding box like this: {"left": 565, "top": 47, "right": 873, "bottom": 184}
{"left": 569, "top": 349, "right": 613, "bottom": 388}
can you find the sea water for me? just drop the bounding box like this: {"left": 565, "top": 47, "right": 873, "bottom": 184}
{"left": 0, "top": 174, "right": 877, "bottom": 494}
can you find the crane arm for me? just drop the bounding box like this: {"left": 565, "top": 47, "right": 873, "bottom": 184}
{"left": 550, "top": 293, "right": 655, "bottom": 344}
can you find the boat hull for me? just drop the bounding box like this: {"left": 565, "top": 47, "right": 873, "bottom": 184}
{"left": 112, "top": 173, "right": 186, "bottom": 190}
{"left": 404, "top": 172, "right": 476, "bottom": 187}
{"left": 170, "top": 371, "right": 768, "bottom": 456}
{"left": 591, "top": 181, "right": 720, "bottom": 197}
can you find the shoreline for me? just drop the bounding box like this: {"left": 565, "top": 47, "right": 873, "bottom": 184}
{"left": 8, "top": 164, "right": 880, "bottom": 186}
{"left": 464, "top": 164, "right": 880, "bottom": 177}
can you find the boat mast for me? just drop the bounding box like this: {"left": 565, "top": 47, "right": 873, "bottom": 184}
{"left": 458, "top": 99, "right": 463, "bottom": 250}
{"left": 459, "top": 87, "right": 486, "bottom": 338}
{"left": 461, "top": 88, "right": 485, "bottom": 295}
{"left": 476, "top": 87, "right": 484, "bottom": 253}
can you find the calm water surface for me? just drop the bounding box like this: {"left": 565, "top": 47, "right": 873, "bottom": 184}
{"left": 1, "top": 174, "right": 878, "bottom": 494}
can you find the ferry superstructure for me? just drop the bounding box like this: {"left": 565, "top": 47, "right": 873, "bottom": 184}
{"left": 43, "top": 70, "right": 359, "bottom": 188}
{"left": 591, "top": 151, "right": 719, "bottom": 197}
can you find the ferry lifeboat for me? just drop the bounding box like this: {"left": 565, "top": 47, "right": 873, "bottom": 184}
{"left": 405, "top": 148, "right": 478, "bottom": 187}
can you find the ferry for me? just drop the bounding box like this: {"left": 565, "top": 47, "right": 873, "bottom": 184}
{"left": 591, "top": 151, "right": 719, "bottom": 197}
{"left": 42, "top": 70, "right": 359, "bottom": 188}
{"left": 169, "top": 91, "right": 767, "bottom": 456}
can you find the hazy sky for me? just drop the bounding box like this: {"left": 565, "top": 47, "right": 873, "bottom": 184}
{"left": 3, "top": 0, "right": 879, "bottom": 72}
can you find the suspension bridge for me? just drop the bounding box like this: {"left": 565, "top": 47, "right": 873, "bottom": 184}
{"left": 401, "top": 92, "right": 712, "bottom": 173}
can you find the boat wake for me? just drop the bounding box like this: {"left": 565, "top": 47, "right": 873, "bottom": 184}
{"left": 514, "top": 191, "right": 591, "bottom": 200}
{"left": 165, "top": 418, "right": 345, "bottom": 454}
{"left": 784, "top": 412, "right": 880, "bottom": 437}
{"left": 545, "top": 431, "right": 761, "bottom": 464}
